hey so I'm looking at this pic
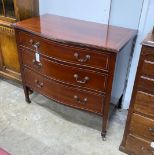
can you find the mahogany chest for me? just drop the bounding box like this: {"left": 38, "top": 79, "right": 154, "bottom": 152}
{"left": 120, "top": 32, "right": 154, "bottom": 154}
{"left": 14, "top": 14, "right": 137, "bottom": 139}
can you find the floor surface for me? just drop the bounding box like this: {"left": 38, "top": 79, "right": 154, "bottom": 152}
{"left": 0, "top": 79, "right": 127, "bottom": 155}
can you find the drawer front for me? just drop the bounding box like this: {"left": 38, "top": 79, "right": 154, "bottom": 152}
{"left": 24, "top": 68, "right": 104, "bottom": 114}
{"left": 126, "top": 135, "right": 153, "bottom": 155}
{"left": 134, "top": 91, "right": 154, "bottom": 118}
{"left": 130, "top": 113, "right": 154, "bottom": 141}
{"left": 141, "top": 60, "right": 154, "bottom": 79}
{"left": 138, "top": 76, "right": 154, "bottom": 95}
{"left": 21, "top": 49, "right": 107, "bottom": 92}
{"left": 142, "top": 46, "right": 154, "bottom": 62}
{"left": 19, "top": 31, "right": 110, "bottom": 71}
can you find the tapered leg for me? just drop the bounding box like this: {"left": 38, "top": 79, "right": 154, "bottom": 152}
{"left": 23, "top": 86, "right": 31, "bottom": 103}
{"left": 101, "top": 109, "right": 108, "bottom": 141}
{"left": 101, "top": 109, "right": 109, "bottom": 141}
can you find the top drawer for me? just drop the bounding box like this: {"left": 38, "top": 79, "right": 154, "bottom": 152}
{"left": 18, "top": 31, "right": 111, "bottom": 72}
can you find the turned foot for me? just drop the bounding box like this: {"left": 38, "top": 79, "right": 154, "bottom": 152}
{"left": 101, "top": 131, "right": 107, "bottom": 141}
{"left": 25, "top": 97, "right": 31, "bottom": 104}
{"left": 102, "top": 137, "right": 106, "bottom": 141}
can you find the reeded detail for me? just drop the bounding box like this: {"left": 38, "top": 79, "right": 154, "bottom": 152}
{"left": 0, "top": 25, "right": 15, "bottom": 36}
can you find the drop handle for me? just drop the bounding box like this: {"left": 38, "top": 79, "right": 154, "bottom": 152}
{"left": 74, "top": 52, "right": 90, "bottom": 63}
{"left": 32, "top": 59, "right": 42, "bottom": 69}
{"left": 74, "top": 95, "right": 88, "bottom": 104}
{"left": 34, "top": 80, "right": 44, "bottom": 88}
{"left": 29, "top": 39, "right": 40, "bottom": 51}
{"left": 74, "top": 74, "right": 89, "bottom": 84}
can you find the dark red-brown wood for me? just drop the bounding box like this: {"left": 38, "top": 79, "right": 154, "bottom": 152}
{"left": 14, "top": 14, "right": 137, "bottom": 140}
{"left": 21, "top": 49, "right": 108, "bottom": 93}
{"left": 14, "top": 14, "right": 137, "bottom": 52}
{"left": 18, "top": 31, "right": 111, "bottom": 72}
{"left": 24, "top": 68, "right": 104, "bottom": 114}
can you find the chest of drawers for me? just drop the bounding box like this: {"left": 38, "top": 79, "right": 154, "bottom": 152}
{"left": 14, "top": 14, "right": 137, "bottom": 139}
{"left": 120, "top": 32, "right": 154, "bottom": 154}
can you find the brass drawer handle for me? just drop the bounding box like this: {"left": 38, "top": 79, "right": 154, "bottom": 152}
{"left": 74, "top": 74, "right": 89, "bottom": 84}
{"left": 74, "top": 52, "right": 90, "bottom": 63}
{"left": 32, "top": 59, "right": 42, "bottom": 69}
{"left": 34, "top": 80, "right": 44, "bottom": 88}
{"left": 74, "top": 95, "right": 88, "bottom": 104}
{"left": 29, "top": 39, "right": 40, "bottom": 51}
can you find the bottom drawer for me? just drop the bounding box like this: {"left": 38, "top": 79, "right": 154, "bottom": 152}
{"left": 126, "top": 135, "right": 153, "bottom": 155}
{"left": 24, "top": 68, "right": 104, "bottom": 114}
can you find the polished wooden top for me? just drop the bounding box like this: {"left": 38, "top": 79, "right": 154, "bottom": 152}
{"left": 14, "top": 14, "right": 137, "bottom": 52}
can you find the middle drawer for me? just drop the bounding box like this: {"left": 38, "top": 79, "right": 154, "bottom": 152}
{"left": 21, "top": 49, "right": 108, "bottom": 93}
